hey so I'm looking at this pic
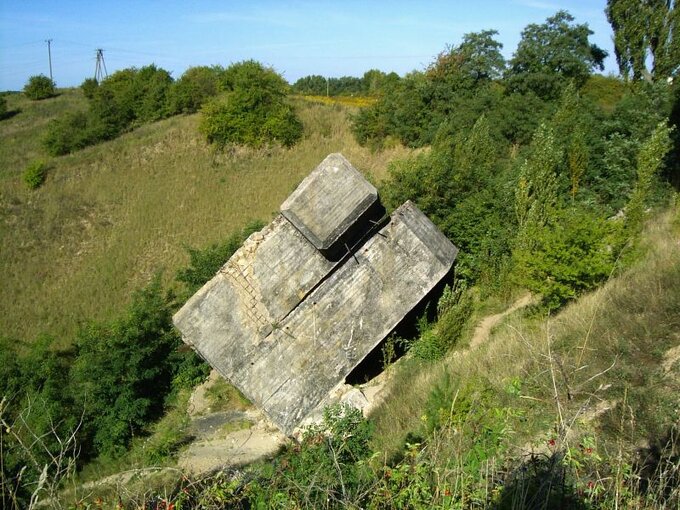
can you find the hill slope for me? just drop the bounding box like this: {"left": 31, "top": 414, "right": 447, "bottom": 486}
{"left": 0, "top": 91, "right": 410, "bottom": 342}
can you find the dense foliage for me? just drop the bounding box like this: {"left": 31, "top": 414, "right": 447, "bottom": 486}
{"left": 23, "top": 75, "right": 56, "bottom": 100}
{"left": 199, "top": 60, "right": 303, "bottom": 148}
{"left": 356, "top": 10, "right": 678, "bottom": 310}
{"left": 505, "top": 11, "right": 607, "bottom": 100}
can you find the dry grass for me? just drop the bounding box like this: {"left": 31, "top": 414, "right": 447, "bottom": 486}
{"left": 0, "top": 91, "right": 412, "bottom": 342}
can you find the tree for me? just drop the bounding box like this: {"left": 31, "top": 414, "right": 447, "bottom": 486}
{"left": 512, "top": 207, "right": 618, "bottom": 309}
{"left": 427, "top": 30, "right": 505, "bottom": 90}
{"left": 505, "top": 11, "right": 607, "bottom": 99}
{"left": 23, "top": 75, "right": 56, "bottom": 100}
{"left": 292, "top": 74, "right": 327, "bottom": 95}
{"left": 168, "top": 65, "right": 223, "bottom": 114}
{"left": 606, "top": 0, "right": 679, "bottom": 81}
{"left": 625, "top": 121, "right": 673, "bottom": 232}
{"left": 80, "top": 78, "right": 99, "bottom": 99}
{"left": 200, "top": 60, "right": 303, "bottom": 148}
{"left": 514, "top": 123, "right": 561, "bottom": 232}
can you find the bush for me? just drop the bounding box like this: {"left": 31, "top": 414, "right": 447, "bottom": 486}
{"left": 22, "top": 160, "right": 48, "bottom": 189}
{"left": 43, "top": 65, "right": 176, "bottom": 155}
{"left": 70, "top": 275, "right": 189, "bottom": 458}
{"left": 512, "top": 207, "right": 620, "bottom": 309}
{"left": 23, "top": 74, "right": 56, "bottom": 100}
{"left": 80, "top": 77, "right": 99, "bottom": 99}
{"left": 167, "top": 65, "right": 223, "bottom": 114}
{"left": 42, "top": 111, "right": 98, "bottom": 156}
{"left": 0, "top": 95, "right": 7, "bottom": 118}
{"left": 199, "top": 60, "right": 303, "bottom": 148}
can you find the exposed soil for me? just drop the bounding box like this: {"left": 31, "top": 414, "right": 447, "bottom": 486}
{"left": 468, "top": 293, "right": 535, "bottom": 350}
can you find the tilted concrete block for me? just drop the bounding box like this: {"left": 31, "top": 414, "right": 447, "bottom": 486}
{"left": 174, "top": 155, "right": 458, "bottom": 434}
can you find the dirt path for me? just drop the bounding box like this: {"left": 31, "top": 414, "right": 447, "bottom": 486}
{"left": 468, "top": 293, "right": 534, "bottom": 350}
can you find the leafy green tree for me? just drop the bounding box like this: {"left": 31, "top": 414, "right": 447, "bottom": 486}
{"left": 606, "top": 0, "right": 679, "bottom": 81}
{"left": 42, "top": 110, "right": 96, "bottom": 156}
{"left": 352, "top": 33, "right": 506, "bottom": 149}
{"left": 132, "top": 65, "right": 174, "bottom": 123}
{"left": 23, "top": 75, "right": 56, "bottom": 100}
{"left": 514, "top": 123, "right": 561, "bottom": 232}
{"left": 80, "top": 78, "right": 99, "bottom": 99}
{"left": 200, "top": 60, "right": 302, "bottom": 148}
{"left": 43, "top": 65, "right": 176, "bottom": 155}
{"left": 167, "top": 65, "right": 223, "bottom": 114}
{"left": 626, "top": 121, "right": 673, "bottom": 232}
{"left": 292, "top": 74, "right": 328, "bottom": 95}
{"left": 0, "top": 95, "right": 7, "bottom": 118}
{"left": 593, "top": 81, "right": 673, "bottom": 209}
{"left": 362, "top": 69, "right": 399, "bottom": 95}
{"left": 427, "top": 30, "right": 505, "bottom": 90}
{"left": 505, "top": 11, "right": 607, "bottom": 99}
{"left": 0, "top": 335, "right": 78, "bottom": 506}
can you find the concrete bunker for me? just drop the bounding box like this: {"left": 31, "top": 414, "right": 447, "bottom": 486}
{"left": 173, "top": 153, "right": 458, "bottom": 435}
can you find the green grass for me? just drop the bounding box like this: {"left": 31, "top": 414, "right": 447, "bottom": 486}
{"left": 0, "top": 91, "right": 412, "bottom": 342}
{"left": 205, "top": 377, "right": 251, "bottom": 412}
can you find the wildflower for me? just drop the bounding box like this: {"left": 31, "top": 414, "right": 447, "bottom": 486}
{"left": 587, "top": 481, "right": 595, "bottom": 490}
{"left": 444, "top": 488, "right": 452, "bottom": 497}
{"left": 548, "top": 438, "right": 556, "bottom": 447}
{"left": 584, "top": 447, "right": 593, "bottom": 455}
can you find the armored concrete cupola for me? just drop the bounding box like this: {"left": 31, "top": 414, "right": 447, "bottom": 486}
{"left": 173, "top": 154, "right": 458, "bottom": 435}
{"left": 280, "top": 153, "right": 384, "bottom": 259}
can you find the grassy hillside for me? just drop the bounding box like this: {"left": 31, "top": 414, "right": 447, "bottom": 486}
{"left": 0, "top": 91, "right": 411, "bottom": 342}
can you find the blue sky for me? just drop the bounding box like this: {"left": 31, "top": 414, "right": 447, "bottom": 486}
{"left": 0, "top": 0, "right": 616, "bottom": 91}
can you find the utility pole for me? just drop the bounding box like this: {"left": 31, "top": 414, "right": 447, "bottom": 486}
{"left": 94, "top": 48, "right": 108, "bottom": 83}
{"left": 45, "top": 39, "right": 53, "bottom": 81}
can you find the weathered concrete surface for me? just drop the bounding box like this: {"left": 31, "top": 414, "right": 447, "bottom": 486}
{"left": 281, "top": 153, "right": 380, "bottom": 254}
{"left": 236, "top": 201, "right": 457, "bottom": 433}
{"left": 174, "top": 202, "right": 457, "bottom": 434}
{"left": 174, "top": 215, "right": 337, "bottom": 377}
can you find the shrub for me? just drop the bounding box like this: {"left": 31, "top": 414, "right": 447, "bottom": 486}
{"left": 80, "top": 77, "right": 99, "bottom": 99}
{"left": 23, "top": 74, "right": 56, "bottom": 100}
{"left": 0, "top": 95, "right": 7, "bottom": 118}
{"left": 167, "top": 65, "right": 223, "bottom": 114}
{"left": 512, "top": 207, "right": 620, "bottom": 309}
{"left": 70, "top": 275, "right": 187, "bottom": 458}
{"left": 200, "top": 60, "right": 303, "bottom": 148}
{"left": 22, "top": 160, "right": 48, "bottom": 189}
{"left": 42, "top": 111, "right": 97, "bottom": 156}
